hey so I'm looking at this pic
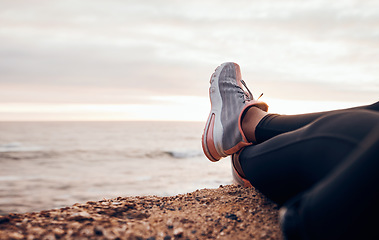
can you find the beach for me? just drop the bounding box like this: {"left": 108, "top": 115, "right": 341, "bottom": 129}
{"left": 0, "top": 184, "right": 281, "bottom": 240}
{"left": 0, "top": 122, "right": 282, "bottom": 239}
{"left": 0, "top": 121, "right": 282, "bottom": 238}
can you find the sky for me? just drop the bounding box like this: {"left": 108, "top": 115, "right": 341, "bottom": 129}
{"left": 0, "top": 0, "right": 378, "bottom": 121}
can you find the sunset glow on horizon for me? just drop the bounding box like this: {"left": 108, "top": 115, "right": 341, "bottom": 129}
{"left": 0, "top": 97, "right": 370, "bottom": 122}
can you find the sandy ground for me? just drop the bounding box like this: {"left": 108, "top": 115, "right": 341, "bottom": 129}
{"left": 0, "top": 184, "right": 282, "bottom": 240}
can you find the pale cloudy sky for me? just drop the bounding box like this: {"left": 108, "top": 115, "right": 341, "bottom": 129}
{"left": 0, "top": 0, "right": 378, "bottom": 121}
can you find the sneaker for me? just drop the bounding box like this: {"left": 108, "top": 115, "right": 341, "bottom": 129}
{"left": 202, "top": 62, "right": 268, "bottom": 162}
{"left": 231, "top": 151, "right": 252, "bottom": 188}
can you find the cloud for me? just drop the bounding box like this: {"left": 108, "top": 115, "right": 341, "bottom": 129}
{"left": 0, "top": 0, "right": 378, "bottom": 107}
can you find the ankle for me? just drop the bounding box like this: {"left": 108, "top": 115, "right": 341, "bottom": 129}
{"left": 241, "top": 107, "right": 267, "bottom": 143}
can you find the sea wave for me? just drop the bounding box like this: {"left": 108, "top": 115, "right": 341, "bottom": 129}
{"left": 0, "top": 142, "right": 204, "bottom": 160}
{"left": 0, "top": 142, "right": 44, "bottom": 153}
{"left": 163, "top": 149, "right": 203, "bottom": 159}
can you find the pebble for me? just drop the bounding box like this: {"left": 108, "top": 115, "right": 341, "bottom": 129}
{"left": 174, "top": 227, "right": 184, "bottom": 237}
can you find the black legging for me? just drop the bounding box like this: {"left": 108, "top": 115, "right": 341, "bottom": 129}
{"left": 239, "top": 101, "right": 379, "bottom": 239}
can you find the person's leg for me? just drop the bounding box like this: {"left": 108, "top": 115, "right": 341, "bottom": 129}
{"left": 239, "top": 109, "right": 379, "bottom": 205}
{"left": 254, "top": 101, "right": 379, "bottom": 143}
{"left": 202, "top": 63, "right": 378, "bottom": 162}
{"left": 280, "top": 124, "right": 379, "bottom": 240}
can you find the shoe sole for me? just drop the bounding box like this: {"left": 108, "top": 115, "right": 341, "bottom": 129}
{"left": 231, "top": 153, "right": 253, "bottom": 188}
{"left": 202, "top": 62, "right": 236, "bottom": 162}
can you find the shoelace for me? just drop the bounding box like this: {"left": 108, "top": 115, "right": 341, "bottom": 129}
{"left": 240, "top": 79, "right": 264, "bottom": 102}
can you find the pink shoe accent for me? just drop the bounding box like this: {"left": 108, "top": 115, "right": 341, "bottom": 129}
{"left": 202, "top": 113, "right": 222, "bottom": 162}
{"left": 231, "top": 153, "right": 253, "bottom": 188}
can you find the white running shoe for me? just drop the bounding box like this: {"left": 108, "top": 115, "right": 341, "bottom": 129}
{"left": 202, "top": 62, "right": 268, "bottom": 162}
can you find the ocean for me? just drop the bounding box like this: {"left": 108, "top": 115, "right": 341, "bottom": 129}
{"left": 0, "top": 121, "right": 232, "bottom": 215}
